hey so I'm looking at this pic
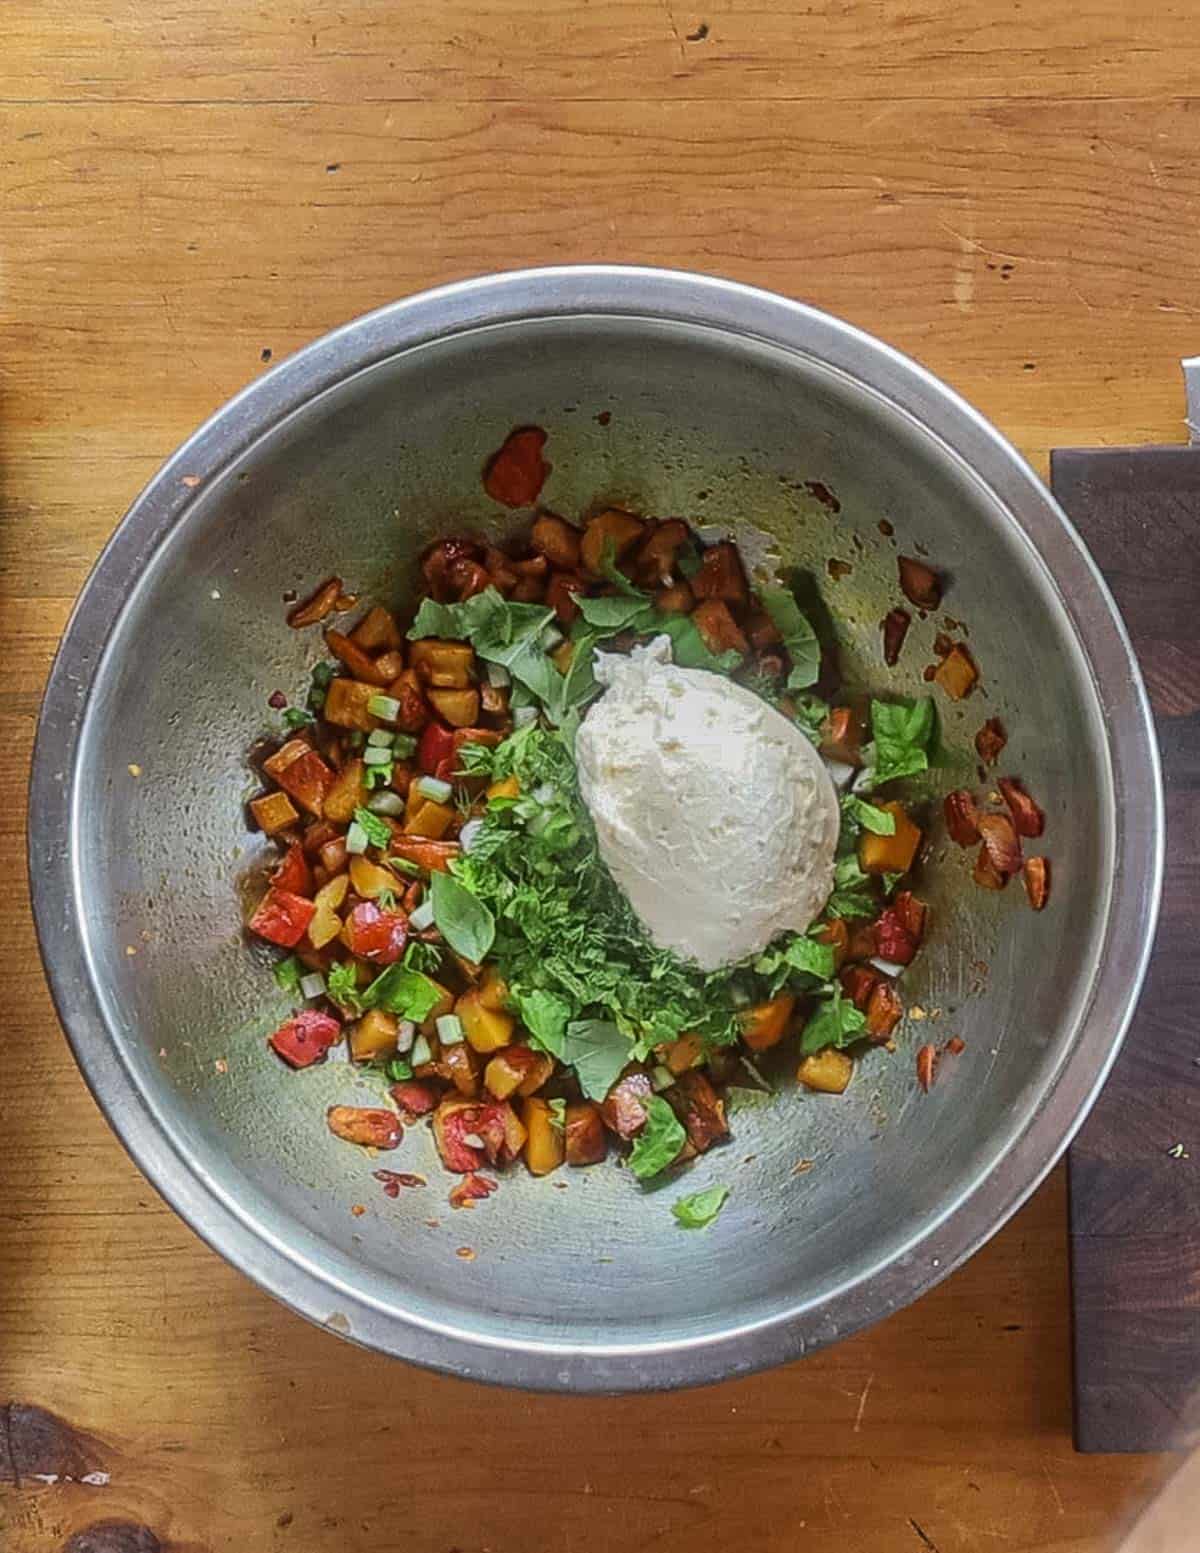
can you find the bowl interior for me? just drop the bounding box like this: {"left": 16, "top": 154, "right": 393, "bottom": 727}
{"left": 65, "top": 311, "right": 1113, "bottom": 1377}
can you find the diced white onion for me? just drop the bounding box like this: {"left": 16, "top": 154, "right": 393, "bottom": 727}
{"left": 513, "top": 706, "right": 539, "bottom": 728}
{"left": 300, "top": 972, "right": 326, "bottom": 999}
{"left": 408, "top": 899, "right": 435, "bottom": 931}
{"left": 823, "top": 757, "right": 857, "bottom": 791}
{"left": 395, "top": 1019, "right": 416, "bottom": 1053}
{"left": 651, "top": 1064, "right": 675, "bottom": 1092}
{"left": 485, "top": 662, "right": 511, "bottom": 688}
{"left": 410, "top": 1034, "right": 432, "bottom": 1067}
{"left": 367, "top": 790, "right": 405, "bottom": 816}
{"left": 869, "top": 956, "right": 905, "bottom": 979}
{"left": 436, "top": 1013, "right": 464, "bottom": 1046}
{"left": 367, "top": 694, "right": 401, "bottom": 722}
{"left": 363, "top": 746, "right": 393, "bottom": 766}
{"left": 345, "top": 821, "right": 369, "bottom": 855}
{"left": 532, "top": 782, "right": 556, "bottom": 805}
{"left": 458, "top": 818, "right": 484, "bottom": 852}
{"left": 415, "top": 774, "right": 452, "bottom": 803}
{"left": 367, "top": 728, "right": 394, "bottom": 747}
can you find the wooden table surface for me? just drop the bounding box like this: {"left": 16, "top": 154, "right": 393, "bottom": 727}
{"left": 3, "top": 3, "right": 1197, "bottom": 1549}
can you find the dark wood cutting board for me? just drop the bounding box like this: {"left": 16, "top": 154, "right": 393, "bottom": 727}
{"left": 1052, "top": 446, "right": 1200, "bottom": 1454}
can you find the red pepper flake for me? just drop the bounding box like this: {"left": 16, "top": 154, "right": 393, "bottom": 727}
{"left": 350, "top": 1204, "right": 366, "bottom": 1218}
{"left": 596, "top": 410, "right": 612, "bottom": 426}
{"left": 1023, "top": 856, "right": 1051, "bottom": 911}
{"left": 898, "top": 555, "right": 943, "bottom": 610}
{"left": 945, "top": 1036, "right": 966, "bottom": 1056}
{"left": 374, "top": 1169, "right": 426, "bottom": 1199}
{"left": 998, "top": 776, "right": 1045, "bottom": 838}
{"left": 181, "top": 474, "right": 202, "bottom": 488}
{"left": 975, "top": 717, "right": 1007, "bottom": 766}
{"left": 483, "top": 426, "right": 550, "bottom": 507}
{"left": 449, "top": 1173, "right": 498, "bottom": 1210}
{"left": 267, "top": 690, "right": 288, "bottom": 710}
{"left": 881, "top": 608, "right": 911, "bottom": 667}
{"left": 916, "top": 1043, "right": 938, "bottom": 1092}
{"left": 456, "top": 1246, "right": 477, "bottom": 1261}
{"left": 878, "top": 518, "right": 895, "bottom": 537}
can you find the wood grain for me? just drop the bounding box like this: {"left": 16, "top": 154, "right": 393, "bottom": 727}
{"left": 1053, "top": 449, "right": 1200, "bottom": 1454}
{"left": 2, "top": 1, "right": 1197, "bottom": 1548}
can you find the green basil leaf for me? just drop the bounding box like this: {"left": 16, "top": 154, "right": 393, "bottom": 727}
{"left": 431, "top": 872, "right": 496, "bottom": 963}
{"left": 800, "top": 989, "right": 867, "bottom": 1054}
{"left": 362, "top": 963, "right": 444, "bottom": 1022}
{"left": 841, "top": 795, "right": 897, "bottom": 836}
{"left": 273, "top": 955, "right": 304, "bottom": 995}
{"left": 672, "top": 1184, "right": 730, "bottom": 1228}
{"left": 514, "top": 988, "right": 571, "bottom": 1057}
{"left": 869, "top": 697, "right": 937, "bottom": 786}
{"left": 760, "top": 586, "right": 821, "bottom": 689}
{"left": 561, "top": 1018, "right": 633, "bottom": 1101}
{"left": 629, "top": 1095, "right": 686, "bottom": 1180}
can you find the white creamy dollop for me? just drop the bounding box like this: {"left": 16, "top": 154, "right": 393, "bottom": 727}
{"left": 575, "top": 636, "right": 840, "bottom": 971}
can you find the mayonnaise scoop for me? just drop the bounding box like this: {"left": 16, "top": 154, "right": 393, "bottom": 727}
{"left": 574, "top": 636, "right": 840, "bottom": 971}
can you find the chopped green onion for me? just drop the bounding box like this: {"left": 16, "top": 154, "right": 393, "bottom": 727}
{"left": 395, "top": 1019, "right": 416, "bottom": 1053}
{"left": 367, "top": 728, "right": 394, "bottom": 748}
{"left": 352, "top": 807, "right": 393, "bottom": 849}
{"left": 436, "top": 1013, "right": 465, "bottom": 1046}
{"left": 364, "top": 763, "right": 393, "bottom": 789}
{"left": 651, "top": 1064, "right": 675, "bottom": 1092}
{"left": 363, "top": 746, "right": 393, "bottom": 766}
{"left": 386, "top": 855, "right": 421, "bottom": 877}
{"left": 273, "top": 955, "right": 304, "bottom": 994}
{"left": 391, "top": 733, "right": 417, "bottom": 758}
{"left": 410, "top": 1033, "right": 432, "bottom": 1067}
{"left": 415, "top": 774, "right": 452, "bottom": 803}
{"left": 485, "top": 662, "right": 511, "bottom": 688}
{"left": 346, "top": 820, "right": 369, "bottom": 854}
{"left": 548, "top": 1097, "right": 567, "bottom": 1131}
{"left": 311, "top": 661, "right": 335, "bottom": 689}
{"left": 385, "top": 1057, "right": 413, "bottom": 1081}
{"left": 300, "top": 971, "right": 326, "bottom": 999}
{"left": 367, "top": 790, "right": 405, "bottom": 817}
{"left": 408, "top": 899, "right": 435, "bottom": 931}
{"left": 282, "top": 706, "right": 315, "bottom": 730}
{"left": 458, "top": 818, "right": 484, "bottom": 852}
{"left": 367, "top": 694, "right": 401, "bottom": 722}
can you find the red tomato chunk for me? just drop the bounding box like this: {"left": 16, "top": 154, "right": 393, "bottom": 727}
{"left": 269, "top": 1009, "right": 341, "bottom": 1068}
{"left": 344, "top": 901, "right": 409, "bottom": 964}
{"left": 249, "top": 887, "right": 316, "bottom": 948}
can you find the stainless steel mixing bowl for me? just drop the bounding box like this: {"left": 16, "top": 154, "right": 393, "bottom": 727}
{"left": 30, "top": 267, "right": 1162, "bottom": 1391}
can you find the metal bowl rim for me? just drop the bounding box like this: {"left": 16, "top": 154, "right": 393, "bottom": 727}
{"left": 29, "top": 265, "right": 1163, "bottom": 1391}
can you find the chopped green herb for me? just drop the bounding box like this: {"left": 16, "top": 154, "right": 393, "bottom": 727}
{"left": 629, "top": 1096, "right": 686, "bottom": 1180}
{"left": 867, "top": 697, "right": 937, "bottom": 787}
{"left": 402, "top": 940, "right": 443, "bottom": 975}
{"left": 326, "top": 960, "right": 363, "bottom": 1011}
{"left": 385, "top": 1057, "right": 414, "bottom": 1082}
{"left": 561, "top": 1019, "right": 633, "bottom": 1101}
{"left": 547, "top": 1097, "right": 567, "bottom": 1132}
{"left": 273, "top": 955, "right": 304, "bottom": 995}
{"left": 841, "top": 795, "right": 897, "bottom": 836}
{"left": 760, "top": 586, "right": 820, "bottom": 690}
{"left": 672, "top": 1184, "right": 730, "bottom": 1228}
{"left": 800, "top": 989, "right": 867, "bottom": 1054}
{"left": 431, "top": 872, "right": 496, "bottom": 963}
{"left": 362, "top": 963, "right": 444, "bottom": 1022}
{"left": 513, "top": 988, "right": 570, "bottom": 1056}
{"left": 353, "top": 806, "right": 393, "bottom": 849}
{"left": 282, "top": 706, "right": 315, "bottom": 730}
{"left": 825, "top": 854, "right": 878, "bottom": 921}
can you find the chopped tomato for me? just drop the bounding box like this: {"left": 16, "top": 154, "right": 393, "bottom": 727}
{"left": 482, "top": 426, "right": 550, "bottom": 508}
{"left": 390, "top": 1080, "right": 440, "bottom": 1117}
{"left": 249, "top": 887, "right": 317, "bottom": 948}
{"left": 271, "top": 842, "right": 313, "bottom": 898}
{"left": 1023, "top": 856, "right": 1051, "bottom": 911}
{"left": 881, "top": 607, "right": 911, "bottom": 666}
{"left": 475, "top": 1100, "right": 526, "bottom": 1166}
{"left": 975, "top": 717, "right": 1007, "bottom": 766}
{"left": 667, "top": 1069, "right": 728, "bottom": 1153}
{"left": 263, "top": 737, "right": 335, "bottom": 816}
{"left": 998, "top": 776, "right": 1045, "bottom": 838}
{"left": 388, "top": 837, "right": 460, "bottom": 873}
{"left": 433, "top": 1097, "right": 487, "bottom": 1173}
{"left": 269, "top": 1009, "right": 341, "bottom": 1068}
{"left": 449, "top": 1172, "right": 499, "bottom": 1208}
{"left": 898, "top": 556, "right": 942, "bottom": 610}
{"left": 866, "top": 981, "right": 903, "bottom": 1041}
{"left": 326, "top": 1105, "right": 403, "bottom": 1150}
{"left": 875, "top": 892, "right": 926, "bottom": 966}
{"left": 417, "top": 719, "right": 457, "bottom": 779}
{"left": 599, "top": 1068, "right": 653, "bottom": 1139}
{"left": 344, "top": 901, "right": 409, "bottom": 964}
{"left": 944, "top": 790, "right": 981, "bottom": 847}
{"left": 978, "top": 812, "right": 1023, "bottom": 878}
{"left": 841, "top": 963, "right": 883, "bottom": 1011}
{"left": 916, "top": 1043, "right": 938, "bottom": 1092}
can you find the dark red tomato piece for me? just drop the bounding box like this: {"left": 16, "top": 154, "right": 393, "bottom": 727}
{"left": 449, "top": 1172, "right": 499, "bottom": 1208}
{"left": 998, "top": 776, "right": 1045, "bottom": 838}
{"left": 249, "top": 887, "right": 317, "bottom": 948}
{"left": 390, "top": 1080, "right": 440, "bottom": 1117}
{"left": 840, "top": 963, "right": 883, "bottom": 1011}
{"left": 475, "top": 1100, "right": 524, "bottom": 1166}
{"left": 875, "top": 893, "right": 926, "bottom": 966}
{"left": 271, "top": 841, "right": 313, "bottom": 898}
{"left": 344, "top": 901, "right": 409, "bottom": 964}
{"left": 326, "top": 1105, "right": 403, "bottom": 1150}
{"left": 417, "top": 719, "right": 457, "bottom": 778}
{"left": 269, "top": 1009, "right": 341, "bottom": 1068}
{"left": 482, "top": 426, "right": 550, "bottom": 508}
